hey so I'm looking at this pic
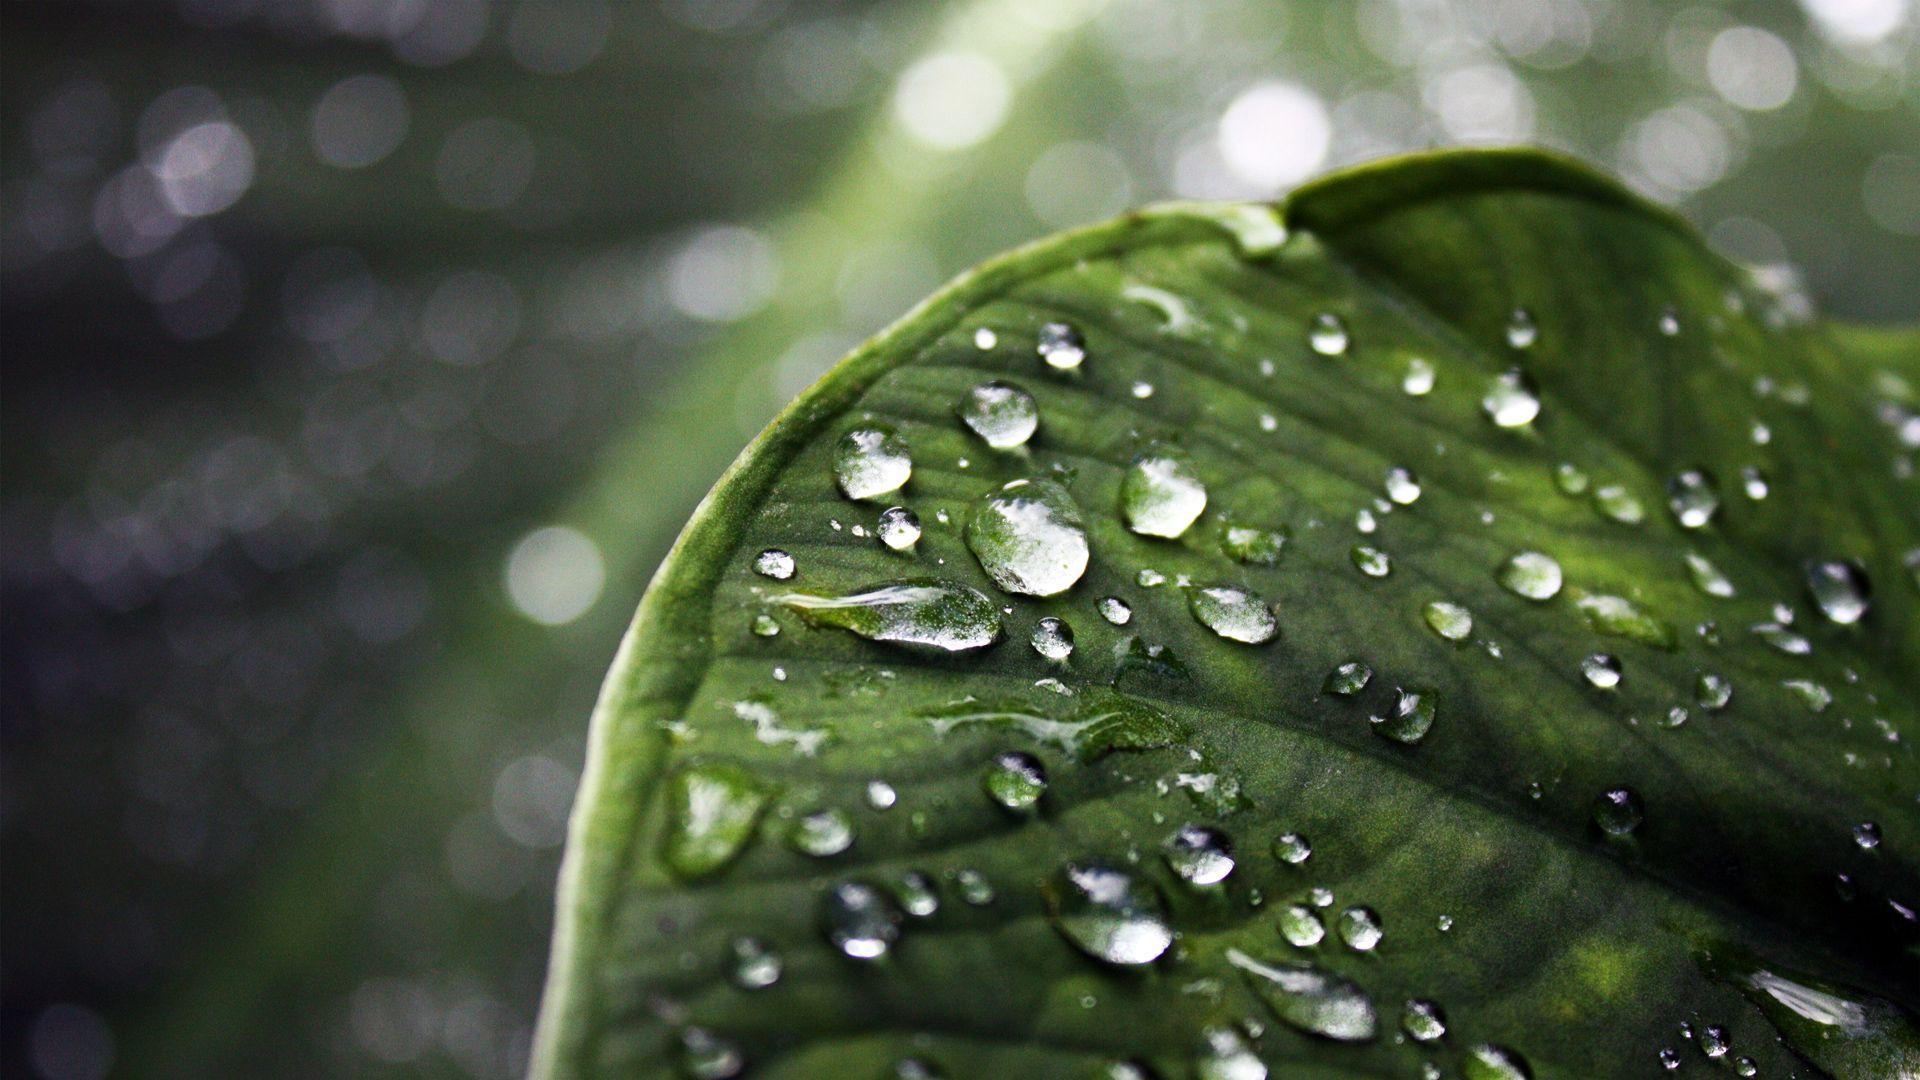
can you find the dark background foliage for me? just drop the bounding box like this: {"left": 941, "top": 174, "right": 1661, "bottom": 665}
{"left": 2, "top": 0, "right": 1915, "bottom": 1076}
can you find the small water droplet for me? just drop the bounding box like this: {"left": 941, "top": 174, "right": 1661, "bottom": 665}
{"left": 1272, "top": 832, "right": 1312, "bottom": 865}
{"left": 1121, "top": 450, "right": 1208, "bottom": 538}
{"left": 1131, "top": 380, "right": 1155, "bottom": 399}
{"left": 1783, "top": 678, "right": 1832, "bottom": 712}
{"left": 1658, "top": 308, "right": 1682, "bottom": 336}
{"left": 1228, "top": 948, "right": 1378, "bottom": 1042}
{"left": 1099, "top": 596, "right": 1132, "bottom": 625}
{"left": 751, "top": 613, "right": 781, "bottom": 637}
{"left": 1466, "top": 1044, "right": 1532, "bottom": 1080}
{"left": 965, "top": 478, "right": 1089, "bottom": 596}
{"left": 1497, "top": 551, "right": 1563, "bottom": 600}
{"left": 1336, "top": 906, "right": 1383, "bottom": 951}
{"left": 1699, "top": 1024, "right": 1731, "bottom": 1059}
{"left": 1045, "top": 862, "right": 1172, "bottom": 965}
{"left": 1384, "top": 466, "right": 1422, "bottom": 505}
{"left": 1593, "top": 484, "right": 1645, "bottom": 524}
{"left": 1402, "top": 999, "right": 1448, "bottom": 1042}
{"left": 1854, "top": 821, "right": 1882, "bottom": 850}
{"left": 1423, "top": 600, "right": 1473, "bottom": 642}
{"left": 1575, "top": 593, "right": 1676, "bottom": 649}
{"left": 1505, "top": 308, "right": 1538, "bottom": 348}
{"left": 1483, "top": 368, "right": 1540, "bottom": 427}
{"left": 1735, "top": 1056, "right": 1758, "bottom": 1077}
{"left": 1592, "top": 787, "right": 1644, "bottom": 837}
{"left": 822, "top": 881, "right": 902, "bottom": 959}
{"left": 1753, "top": 621, "right": 1811, "bottom": 655}
{"left": 754, "top": 548, "right": 795, "bottom": 580}
{"left": 789, "top": 808, "right": 855, "bottom": 857}
{"left": 729, "top": 936, "right": 783, "bottom": 989}
{"left": 1137, "top": 568, "right": 1165, "bottom": 587}
{"left": 1222, "top": 523, "right": 1288, "bottom": 565}
{"left": 1037, "top": 321, "right": 1086, "bottom": 370}
{"left": 1372, "top": 687, "right": 1436, "bottom": 744}
{"left": 1667, "top": 469, "right": 1721, "bottom": 529}
{"left": 1741, "top": 466, "right": 1770, "bottom": 500}
{"left": 663, "top": 764, "right": 771, "bottom": 879}
{"left": 1805, "top": 559, "right": 1871, "bottom": 624}
{"left": 1695, "top": 671, "right": 1733, "bottom": 710}
{"left": 956, "top": 868, "right": 995, "bottom": 906}
{"left": 1308, "top": 313, "right": 1350, "bottom": 356}
{"left": 895, "top": 871, "right": 940, "bottom": 918}
{"left": 1554, "top": 462, "right": 1590, "bottom": 495}
{"left": 1188, "top": 583, "right": 1278, "bottom": 644}
{"left": 973, "top": 327, "right": 997, "bottom": 350}
{"left": 1031, "top": 616, "right": 1074, "bottom": 660}
{"left": 1164, "top": 824, "right": 1236, "bottom": 885}
{"left": 1351, "top": 544, "right": 1392, "bottom": 578}
{"left": 1323, "top": 661, "right": 1372, "bottom": 696}
{"left": 1403, "top": 357, "right": 1436, "bottom": 396}
{"left": 779, "top": 580, "right": 1003, "bottom": 651}
{"left": 957, "top": 380, "right": 1039, "bottom": 449}
{"left": 878, "top": 506, "right": 921, "bottom": 551}
{"left": 1194, "top": 1025, "right": 1266, "bottom": 1080}
{"left": 1278, "top": 903, "right": 1324, "bottom": 946}
{"left": 865, "top": 780, "right": 897, "bottom": 810}
{"left": 679, "top": 1027, "right": 744, "bottom": 1079}
{"left": 835, "top": 426, "right": 912, "bottom": 501}
{"left": 1685, "top": 552, "right": 1735, "bottom": 598}
{"left": 1658, "top": 1048, "right": 1680, "bottom": 1071}
{"left": 982, "top": 750, "right": 1048, "bottom": 811}
{"left": 1581, "top": 653, "right": 1623, "bottom": 689}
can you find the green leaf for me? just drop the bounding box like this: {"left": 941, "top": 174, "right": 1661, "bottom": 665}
{"left": 534, "top": 149, "right": 1919, "bottom": 1078}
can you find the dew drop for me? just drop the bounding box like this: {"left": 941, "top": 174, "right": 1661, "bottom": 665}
{"left": 1741, "top": 466, "right": 1770, "bottom": 500}
{"left": 1699, "top": 1024, "right": 1731, "bottom": 1059}
{"left": 957, "top": 380, "right": 1039, "bottom": 449}
{"left": 1582, "top": 653, "right": 1623, "bottom": 689}
{"left": 1222, "top": 524, "right": 1288, "bottom": 565}
{"left": 822, "top": 881, "right": 902, "bottom": 960}
{"left": 1667, "top": 469, "right": 1721, "bottom": 529}
{"left": 1351, "top": 544, "right": 1392, "bottom": 578}
{"left": 1854, "top": 821, "right": 1881, "bottom": 850}
{"left": 1037, "top": 321, "right": 1085, "bottom": 370}
{"left": 1188, "top": 584, "right": 1278, "bottom": 644}
{"left": 1384, "top": 466, "right": 1422, "bottom": 505}
{"left": 751, "top": 613, "right": 781, "bottom": 637}
{"left": 1783, "top": 678, "right": 1832, "bottom": 712}
{"left": 1695, "top": 671, "right": 1733, "bottom": 711}
{"left": 956, "top": 868, "right": 995, "bottom": 906}
{"left": 1505, "top": 308, "right": 1538, "bottom": 349}
{"left": 1272, "top": 832, "right": 1312, "bottom": 865}
{"left": 1423, "top": 600, "right": 1473, "bottom": 642}
{"left": 1466, "top": 1044, "right": 1532, "bottom": 1080}
{"left": 1336, "top": 906, "right": 1383, "bottom": 951}
{"left": 1308, "top": 313, "right": 1350, "bottom": 356}
{"left": 789, "top": 808, "right": 855, "bottom": 857}
{"left": 1554, "top": 462, "right": 1590, "bottom": 495}
{"left": 679, "top": 1027, "right": 744, "bottom": 1079}
{"left": 1164, "top": 824, "right": 1236, "bottom": 886}
{"left": 973, "top": 327, "right": 997, "bottom": 350}
{"left": 1594, "top": 484, "right": 1646, "bottom": 524}
{"left": 1658, "top": 308, "right": 1681, "bottom": 336}
{"left": 1403, "top": 357, "right": 1436, "bottom": 396}
{"left": 1482, "top": 368, "right": 1541, "bottom": 427}
{"left": 1805, "top": 559, "right": 1871, "bottom": 624}
{"left": 1031, "top": 616, "right": 1075, "bottom": 661}
{"left": 982, "top": 750, "right": 1048, "bottom": 812}
{"left": 834, "top": 426, "right": 912, "bottom": 501}
{"left": 1592, "top": 787, "right": 1644, "bottom": 837}
{"left": 779, "top": 580, "right": 1002, "bottom": 651}
{"left": 895, "top": 871, "right": 940, "bottom": 918}
{"left": 1121, "top": 451, "right": 1208, "bottom": 538}
{"left": 729, "top": 936, "right": 783, "bottom": 990}
{"left": 965, "top": 478, "right": 1089, "bottom": 596}
{"left": 1194, "top": 1026, "right": 1266, "bottom": 1080}
{"left": 878, "top": 506, "right": 921, "bottom": 551}
{"left": 1323, "top": 661, "right": 1372, "bottom": 696}
{"left": 1402, "top": 999, "right": 1448, "bottom": 1043}
{"left": 754, "top": 548, "right": 795, "bottom": 580}
{"left": 1685, "top": 552, "right": 1735, "bottom": 598}
{"left": 1278, "top": 903, "right": 1324, "bottom": 946}
{"left": 1228, "top": 948, "right": 1378, "bottom": 1042}
{"left": 1575, "top": 594, "right": 1677, "bottom": 649}
{"left": 1371, "top": 687, "right": 1436, "bottom": 744}
{"left": 865, "top": 780, "right": 897, "bottom": 810}
{"left": 1045, "top": 862, "right": 1173, "bottom": 966}
{"left": 1497, "top": 551, "right": 1563, "bottom": 600}
{"left": 1099, "top": 596, "right": 1132, "bottom": 625}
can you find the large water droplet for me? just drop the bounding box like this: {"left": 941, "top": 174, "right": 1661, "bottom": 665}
{"left": 1122, "top": 451, "right": 1208, "bottom": 538}
{"left": 1227, "top": 948, "right": 1379, "bottom": 1043}
{"left": 1592, "top": 787, "right": 1644, "bottom": 837}
{"left": 1467, "top": 1045, "right": 1532, "bottom": 1080}
{"left": 1423, "top": 600, "right": 1474, "bottom": 642}
{"left": 1402, "top": 999, "right": 1448, "bottom": 1042}
{"left": 729, "top": 936, "right": 783, "bottom": 990}
{"left": 1031, "top": 616, "right": 1074, "bottom": 660}
{"left": 779, "top": 580, "right": 1002, "bottom": 651}
{"left": 1336, "top": 906, "right": 1383, "bottom": 951}
{"left": 957, "top": 380, "right": 1039, "bottom": 449}
{"left": 1037, "top": 322, "right": 1086, "bottom": 370}
{"left": 754, "top": 548, "right": 795, "bottom": 580}
{"left": 1045, "top": 863, "right": 1173, "bottom": 966}
{"left": 822, "top": 881, "right": 902, "bottom": 960}
{"left": 835, "top": 426, "right": 912, "bottom": 501}
{"left": 1163, "top": 824, "right": 1236, "bottom": 886}
{"left": 1308, "top": 313, "right": 1350, "bottom": 356}
{"left": 1483, "top": 369, "right": 1541, "bottom": 427}
{"left": 982, "top": 750, "right": 1048, "bottom": 812}
{"left": 878, "top": 506, "right": 921, "bottom": 551}
{"left": 1371, "top": 687, "right": 1436, "bottom": 744}
{"left": 965, "top": 478, "right": 1089, "bottom": 596}
{"left": 1805, "top": 559, "right": 1871, "bottom": 624}
{"left": 1188, "top": 584, "right": 1278, "bottom": 644}
{"left": 1667, "top": 469, "right": 1721, "bottom": 529}
{"left": 662, "top": 764, "right": 771, "bottom": 879}
{"left": 1497, "top": 552, "right": 1562, "bottom": 600}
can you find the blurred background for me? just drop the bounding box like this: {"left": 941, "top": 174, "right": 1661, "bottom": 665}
{"left": 1, "top": 0, "right": 1915, "bottom": 1075}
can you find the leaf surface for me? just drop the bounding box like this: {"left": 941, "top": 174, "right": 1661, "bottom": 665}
{"left": 535, "top": 149, "right": 1920, "bottom": 1079}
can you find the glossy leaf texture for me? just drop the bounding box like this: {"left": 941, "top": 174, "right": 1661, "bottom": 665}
{"left": 533, "top": 150, "right": 1920, "bottom": 1079}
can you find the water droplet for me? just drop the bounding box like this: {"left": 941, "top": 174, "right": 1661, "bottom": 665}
{"left": 1031, "top": 616, "right": 1074, "bottom": 661}
{"left": 1497, "top": 552, "right": 1562, "bottom": 600}
{"left": 1465, "top": 1044, "right": 1532, "bottom": 1080}
{"left": 1164, "top": 824, "right": 1236, "bottom": 885}
{"left": 1045, "top": 863, "right": 1173, "bottom": 966}
{"left": 1805, "top": 559, "right": 1871, "bottom": 624}
{"left": 679, "top": 1027, "right": 744, "bottom": 1079}
{"left": 1121, "top": 451, "right": 1208, "bottom": 538}
{"left": 1403, "top": 357, "right": 1436, "bottom": 396}
{"left": 1854, "top": 821, "right": 1881, "bottom": 850}
{"left": 1696, "top": 671, "right": 1733, "bottom": 711}
{"left": 878, "top": 506, "right": 921, "bottom": 551}
{"left": 1222, "top": 524, "right": 1288, "bottom": 565}
{"left": 789, "top": 808, "right": 855, "bottom": 857}
{"left": 1685, "top": 552, "right": 1735, "bottom": 598}
{"left": 663, "top": 764, "right": 771, "bottom": 879}
{"left": 1188, "top": 584, "right": 1278, "bottom": 644}
{"left": 1099, "top": 596, "right": 1132, "bottom": 625}
{"left": 1658, "top": 1048, "right": 1680, "bottom": 1071}
{"left": 1667, "top": 469, "right": 1721, "bottom": 529}
{"left": 751, "top": 613, "right": 781, "bottom": 637}
{"left": 1505, "top": 308, "right": 1538, "bottom": 348}
{"left": 822, "top": 881, "right": 902, "bottom": 959}
{"left": 965, "top": 478, "right": 1089, "bottom": 596}
{"left": 1136, "top": 568, "right": 1165, "bottom": 587}
{"left": 1783, "top": 679, "right": 1832, "bottom": 712}
{"left": 754, "top": 548, "right": 795, "bottom": 580}
{"left": 1594, "top": 484, "right": 1645, "bottom": 524}
{"left": 1272, "top": 832, "right": 1312, "bottom": 865}
{"left": 1741, "top": 466, "right": 1770, "bottom": 500}
{"left": 835, "top": 426, "right": 912, "bottom": 501}
{"left": 865, "top": 780, "right": 897, "bottom": 810}
{"left": 1324, "top": 661, "right": 1372, "bottom": 696}
{"left": 956, "top": 868, "right": 995, "bottom": 906}
{"left": 1554, "top": 462, "right": 1590, "bottom": 495}
{"left": 973, "top": 327, "right": 997, "bottom": 350}
{"left": 957, "top": 380, "right": 1039, "bottom": 449}
{"left": 1581, "top": 653, "right": 1623, "bottom": 689}
{"left": 1384, "top": 466, "right": 1422, "bottom": 505}
{"left": 982, "top": 750, "right": 1048, "bottom": 811}
{"left": 1592, "top": 787, "right": 1644, "bottom": 837}
{"left": 894, "top": 871, "right": 939, "bottom": 918}
{"left": 1699, "top": 1024, "right": 1731, "bottom": 1059}
{"left": 1423, "top": 600, "right": 1473, "bottom": 641}
{"left": 1278, "top": 903, "right": 1324, "bottom": 946}
{"left": 1372, "top": 687, "right": 1436, "bottom": 744}
{"left": 779, "top": 580, "right": 1002, "bottom": 651}
{"left": 1227, "top": 948, "right": 1378, "bottom": 1042}
{"left": 1194, "top": 1026, "right": 1266, "bottom": 1080}
{"left": 1336, "top": 906, "right": 1383, "bottom": 951}
{"left": 1131, "top": 380, "right": 1155, "bottom": 399}
{"left": 729, "top": 936, "right": 783, "bottom": 989}
{"left": 1735, "top": 1056, "right": 1758, "bottom": 1077}
{"left": 1483, "top": 368, "right": 1541, "bottom": 427}
{"left": 1402, "top": 999, "right": 1448, "bottom": 1042}
{"left": 1351, "top": 544, "right": 1392, "bottom": 578}
{"left": 1659, "top": 308, "right": 1682, "bottom": 336}
{"left": 1575, "top": 593, "right": 1677, "bottom": 649}
{"left": 1037, "top": 321, "right": 1085, "bottom": 370}
{"left": 1308, "top": 313, "right": 1350, "bottom": 356}
{"left": 1753, "top": 621, "right": 1811, "bottom": 655}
